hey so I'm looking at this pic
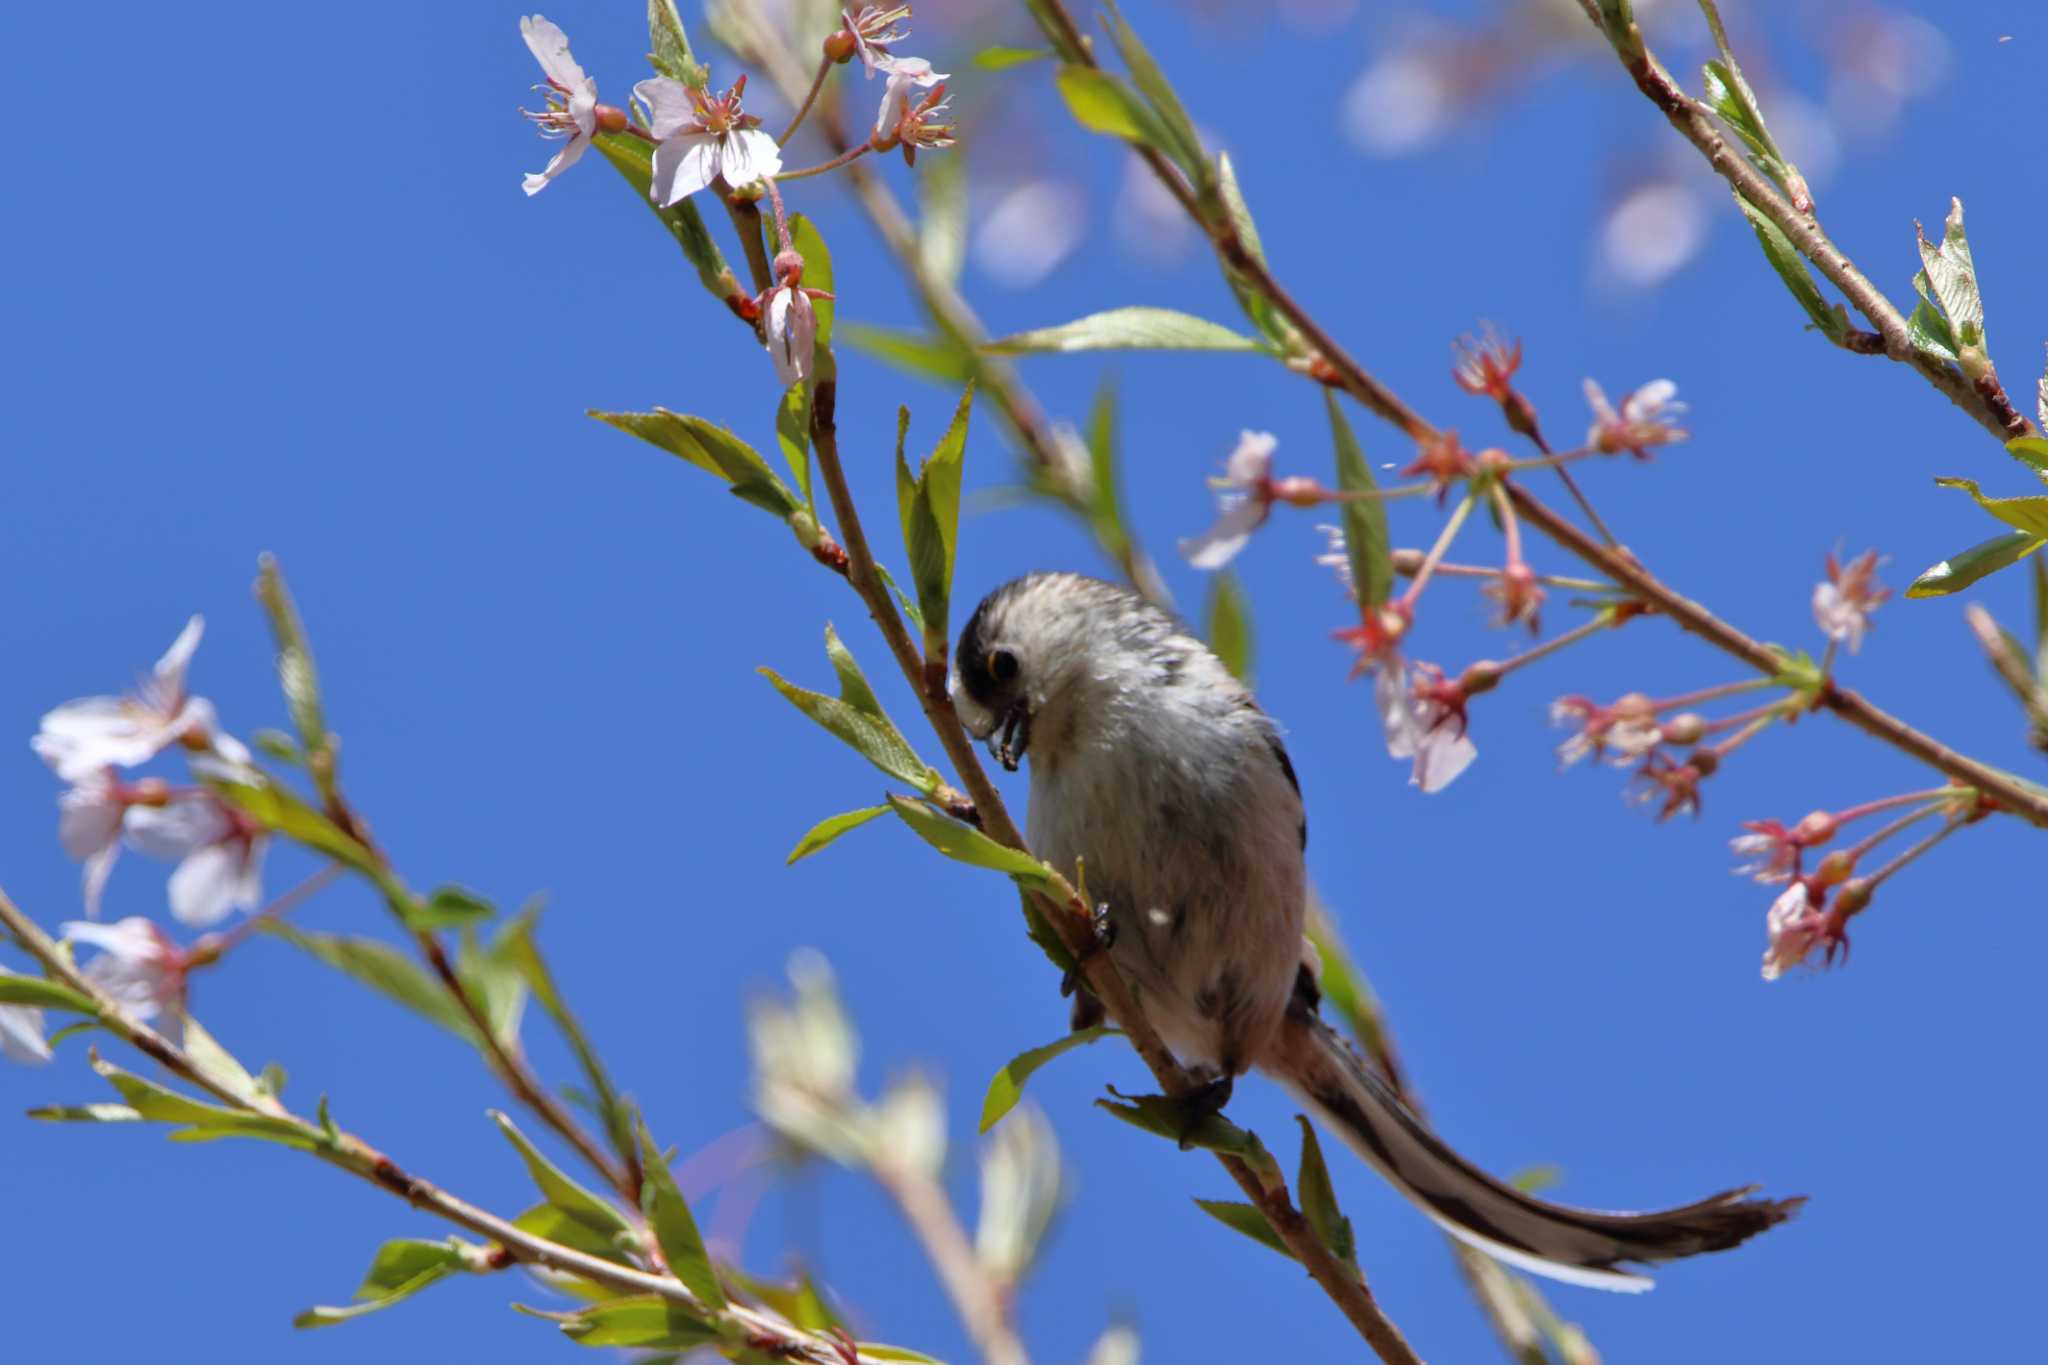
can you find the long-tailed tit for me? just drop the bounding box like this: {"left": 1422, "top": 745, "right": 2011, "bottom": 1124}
{"left": 951, "top": 571, "right": 1800, "bottom": 1291}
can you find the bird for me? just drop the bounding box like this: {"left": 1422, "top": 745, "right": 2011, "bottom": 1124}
{"left": 949, "top": 571, "right": 1801, "bottom": 1291}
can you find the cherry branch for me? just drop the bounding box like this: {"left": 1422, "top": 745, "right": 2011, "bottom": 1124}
{"left": 1023, "top": 0, "right": 2048, "bottom": 831}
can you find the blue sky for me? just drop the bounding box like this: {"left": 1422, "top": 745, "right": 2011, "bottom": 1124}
{"left": 4, "top": 2, "right": 2044, "bottom": 1360}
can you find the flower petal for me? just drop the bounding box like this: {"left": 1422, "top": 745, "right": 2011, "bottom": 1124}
{"left": 1224, "top": 431, "right": 1278, "bottom": 486}
{"left": 521, "top": 15, "right": 590, "bottom": 94}
{"left": 0, "top": 978, "right": 51, "bottom": 1065}
{"left": 1177, "top": 497, "right": 1267, "bottom": 570}
{"left": 154, "top": 615, "right": 205, "bottom": 691}
{"left": 1412, "top": 729, "right": 1478, "bottom": 793}
{"left": 166, "top": 843, "right": 247, "bottom": 926}
{"left": 125, "top": 798, "right": 230, "bottom": 860}
{"left": 633, "top": 76, "right": 699, "bottom": 141}
{"left": 650, "top": 133, "right": 720, "bottom": 206}
{"left": 719, "top": 129, "right": 783, "bottom": 189}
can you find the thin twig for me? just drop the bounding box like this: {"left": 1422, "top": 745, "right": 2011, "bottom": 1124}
{"left": 0, "top": 886, "right": 886, "bottom": 1365}
{"left": 807, "top": 384, "right": 1423, "bottom": 1365}
{"left": 868, "top": 1154, "right": 1031, "bottom": 1365}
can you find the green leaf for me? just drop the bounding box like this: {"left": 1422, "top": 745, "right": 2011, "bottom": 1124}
{"left": 1193, "top": 1199, "right": 1294, "bottom": 1260}
{"left": 27, "top": 1102, "right": 142, "bottom": 1123}
{"left": 457, "top": 927, "right": 528, "bottom": 1048}
{"left": 1916, "top": 198, "right": 1984, "bottom": 350}
{"left": 260, "top": 921, "right": 479, "bottom": 1043}
{"left": 646, "top": 0, "right": 708, "bottom": 86}
{"left": 1294, "top": 1116, "right": 1356, "bottom": 1268}
{"left": 2035, "top": 551, "right": 2048, "bottom": 679}
{"left": 858, "top": 1347, "right": 944, "bottom": 1363}
{"left": 210, "top": 779, "right": 378, "bottom": 877}
{"left": 491, "top": 1110, "right": 633, "bottom": 1242}
{"left": 1701, "top": 61, "right": 1775, "bottom": 167}
{"left": 874, "top": 561, "right": 927, "bottom": 639}
{"left": 254, "top": 556, "right": 331, "bottom": 780}
{"left": 1327, "top": 392, "right": 1393, "bottom": 606}
{"left": 1731, "top": 193, "right": 1846, "bottom": 342}
{"left": 823, "top": 624, "right": 885, "bottom": 718}
{"left": 1205, "top": 571, "right": 1254, "bottom": 685}
{"left": 975, "top": 45, "right": 1050, "bottom": 70}
{"left": 416, "top": 885, "right": 495, "bottom": 931}
{"left": 1906, "top": 294, "right": 1958, "bottom": 363}
{"left": 1936, "top": 477, "right": 2048, "bottom": 537}
{"left": 590, "top": 409, "right": 800, "bottom": 518}
{"left": 181, "top": 1016, "right": 264, "bottom": 1107}
{"left": 776, "top": 384, "right": 813, "bottom": 508}
{"left": 1053, "top": 66, "right": 1150, "bottom": 142}
{"left": 1100, "top": 1, "right": 1206, "bottom": 180}
{"left": 887, "top": 795, "right": 1058, "bottom": 892}
{"left": 904, "top": 385, "right": 974, "bottom": 647}
{"left": 842, "top": 323, "right": 977, "bottom": 385}
{"left": 294, "top": 1239, "right": 470, "bottom": 1329}
{"left": 760, "top": 665, "right": 937, "bottom": 794}
{"left": 1095, "top": 1089, "right": 1278, "bottom": 1177}
{"left": 591, "top": 132, "right": 729, "bottom": 296}
{"left": 1214, "top": 153, "right": 1288, "bottom": 345}
{"left": 980, "top": 1025, "right": 1116, "bottom": 1132}
{"left": 538, "top": 1296, "right": 722, "bottom": 1349}
{"left": 1905, "top": 529, "right": 2047, "bottom": 598}
{"left": 787, "top": 214, "right": 835, "bottom": 350}
{"left": 513, "top": 1202, "right": 636, "bottom": 1265}
{"left": 918, "top": 145, "right": 967, "bottom": 288}
{"left": 634, "top": 1116, "right": 726, "bottom": 1309}
{"left": 0, "top": 975, "right": 97, "bottom": 1014}
{"left": 987, "top": 307, "right": 1269, "bottom": 355}
{"left": 787, "top": 805, "right": 891, "bottom": 864}
{"left": 2005, "top": 437, "right": 2048, "bottom": 484}
{"left": 89, "top": 1054, "right": 311, "bottom": 1147}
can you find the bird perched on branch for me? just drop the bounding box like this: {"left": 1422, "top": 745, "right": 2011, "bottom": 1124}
{"left": 951, "top": 571, "right": 1800, "bottom": 1291}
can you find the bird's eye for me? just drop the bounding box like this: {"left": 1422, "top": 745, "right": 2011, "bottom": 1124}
{"left": 988, "top": 648, "right": 1019, "bottom": 684}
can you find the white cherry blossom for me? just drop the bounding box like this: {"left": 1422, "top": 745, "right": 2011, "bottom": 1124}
{"left": 33, "top": 617, "right": 211, "bottom": 781}
{"left": 635, "top": 76, "right": 782, "bottom": 206}
{"left": 519, "top": 16, "right": 599, "bottom": 196}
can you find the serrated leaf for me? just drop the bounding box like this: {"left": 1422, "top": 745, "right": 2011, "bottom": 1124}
{"left": 89, "top": 1054, "right": 310, "bottom": 1146}
{"left": 492, "top": 1110, "right": 633, "bottom": 1241}
{"left": 787, "top": 806, "right": 891, "bottom": 864}
{"left": 1906, "top": 294, "right": 1959, "bottom": 363}
{"left": 1702, "top": 61, "right": 1774, "bottom": 166}
{"left": 1327, "top": 392, "right": 1393, "bottom": 606}
{"left": 1294, "top": 1116, "right": 1356, "bottom": 1268}
{"left": 975, "top": 45, "right": 1050, "bottom": 70}
{"left": 294, "top": 1239, "right": 469, "bottom": 1329}
{"left": 261, "top": 921, "right": 478, "bottom": 1043}
{"left": 416, "top": 885, "right": 495, "bottom": 931}
{"left": 254, "top": 556, "right": 330, "bottom": 776}
{"left": 762, "top": 668, "right": 938, "bottom": 794}
{"left": 887, "top": 795, "right": 1058, "bottom": 891}
{"left": 1905, "top": 529, "right": 2046, "bottom": 598}
{"left": 987, "top": 306, "right": 1269, "bottom": 355}
{"left": 842, "top": 324, "right": 977, "bottom": 385}
{"left": 1936, "top": 477, "right": 2048, "bottom": 536}
{"left": 788, "top": 214, "right": 835, "bottom": 349}
{"left": 0, "top": 975, "right": 97, "bottom": 1014}
{"left": 635, "top": 1116, "right": 725, "bottom": 1310}
{"left": 591, "top": 409, "right": 800, "bottom": 517}
{"left": 591, "top": 133, "right": 728, "bottom": 296}
{"left": 1206, "top": 572, "right": 1254, "bottom": 685}
{"left": 647, "top": 0, "right": 708, "bottom": 86}
{"left": 980, "top": 1025, "right": 1116, "bottom": 1133}
{"left": 1193, "top": 1198, "right": 1295, "bottom": 1260}
{"left": 1101, "top": 0, "right": 1206, "bottom": 179}
{"left": 1916, "top": 198, "right": 1984, "bottom": 349}
{"left": 1731, "top": 194, "right": 1845, "bottom": 341}
{"left": 2005, "top": 437, "right": 2048, "bottom": 484}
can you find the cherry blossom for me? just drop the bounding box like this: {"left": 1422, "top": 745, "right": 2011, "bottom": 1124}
{"left": 1812, "top": 549, "right": 1889, "bottom": 653}
{"left": 1180, "top": 431, "right": 1280, "bottom": 569}
{"left": 125, "top": 794, "right": 267, "bottom": 928}
{"left": 1760, "top": 881, "right": 1843, "bottom": 981}
{"left": 1583, "top": 378, "right": 1687, "bottom": 458}
{"left": 519, "top": 16, "right": 599, "bottom": 196}
{"left": 635, "top": 75, "right": 782, "bottom": 206}
{"left": 33, "top": 616, "right": 211, "bottom": 782}
{"left": 1384, "top": 663, "right": 1478, "bottom": 793}
{"left": 57, "top": 772, "right": 129, "bottom": 918}
{"left": 872, "top": 59, "right": 953, "bottom": 164}
{"left": 842, "top": 5, "right": 913, "bottom": 78}
{"left": 61, "top": 919, "right": 188, "bottom": 1039}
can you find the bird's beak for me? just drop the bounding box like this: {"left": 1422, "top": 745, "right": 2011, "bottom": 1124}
{"left": 991, "top": 699, "right": 1032, "bottom": 772}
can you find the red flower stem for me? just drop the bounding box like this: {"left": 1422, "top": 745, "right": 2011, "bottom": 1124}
{"left": 776, "top": 54, "right": 836, "bottom": 145}
{"left": 1480, "top": 614, "right": 1616, "bottom": 682}
{"left": 1488, "top": 481, "right": 1524, "bottom": 568}
{"left": 1399, "top": 490, "right": 1478, "bottom": 610}
{"left": 186, "top": 862, "right": 345, "bottom": 970}
{"left": 773, "top": 142, "right": 874, "bottom": 182}
{"left": 1653, "top": 677, "right": 1775, "bottom": 712}
{"left": 1707, "top": 711, "right": 1776, "bottom": 759}
{"left": 1833, "top": 787, "right": 1968, "bottom": 828}
{"left": 1843, "top": 802, "right": 1947, "bottom": 864}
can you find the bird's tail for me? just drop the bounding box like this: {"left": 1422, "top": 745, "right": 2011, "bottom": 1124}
{"left": 1258, "top": 1010, "right": 1803, "bottom": 1292}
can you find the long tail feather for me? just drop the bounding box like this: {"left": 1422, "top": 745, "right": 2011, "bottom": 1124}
{"left": 1260, "top": 1012, "right": 1803, "bottom": 1292}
